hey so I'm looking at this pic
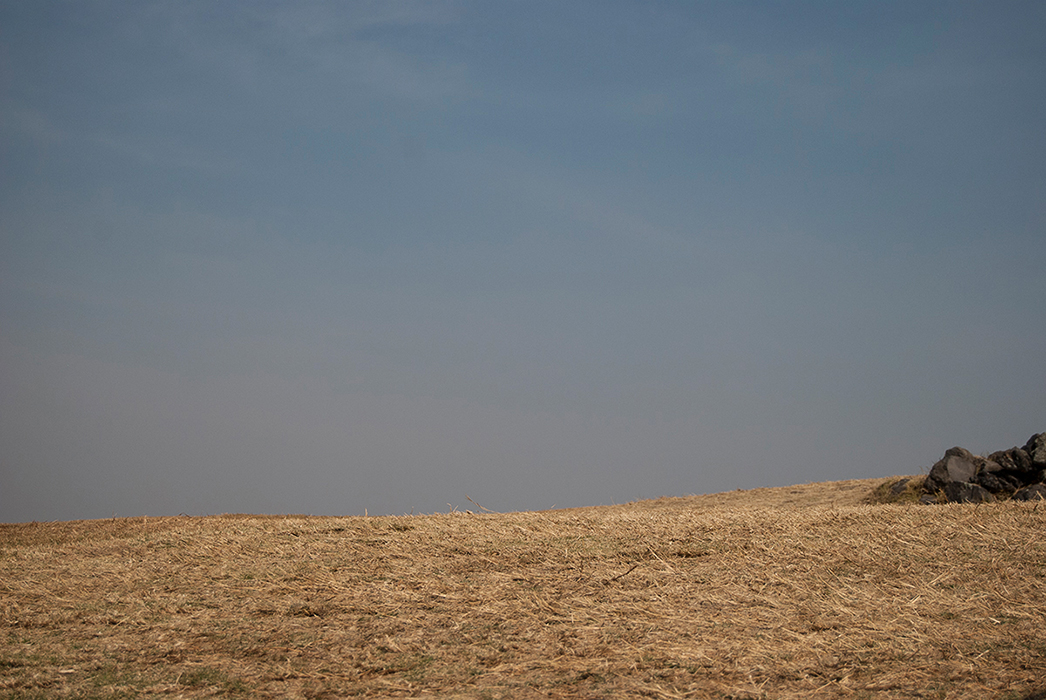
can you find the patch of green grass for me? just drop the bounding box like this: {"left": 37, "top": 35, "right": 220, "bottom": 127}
{"left": 180, "top": 666, "right": 227, "bottom": 687}
{"left": 90, "top": 662, "right": 141, "bottom": 689}
{"left": 401, "top": 654, "right": 435, "bottom": 683}
{"left": 178, "top": 665, "right": 250, "bottom": 695}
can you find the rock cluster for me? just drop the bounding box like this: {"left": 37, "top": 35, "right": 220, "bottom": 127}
{"left": 921, "top": 432, "right": 1046, "bottom": 503}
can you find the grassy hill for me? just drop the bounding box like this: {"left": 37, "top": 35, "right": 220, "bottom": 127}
{"left": 2, "top": 477, "right": 1044, "bottom": 699}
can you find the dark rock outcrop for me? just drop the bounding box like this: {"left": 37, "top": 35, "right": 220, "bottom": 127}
{"left": 943, "top": 482, "right": 995, "bottom": 503}
{"left": 921, "top": 432, "right": 1046, "bottom": 504}
{"left": 1024, "top": 432, "right": 1046, "bottom": 465}
{"left": 1013, "top": 484, "right": 1046, "bottom": 502}
{"left": 975, "top": 469, "right": 1022, "bottom": 494}
{"left": 924, "top": 447, "right": 983, "bottom": 493}
{"left": 988, "top": 447, "right": 1033, "bottom": 474}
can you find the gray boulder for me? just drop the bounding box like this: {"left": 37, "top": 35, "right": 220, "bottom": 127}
{"left": 975, "top": 469, "right": 1022, "bottom": 495}
{"left": 919, "top": 431, "right": 1046, "bottom": 504}
{"left": 987, "top": 448, "right": 1033, "bottom": 475}
{"left": 1024, "top": 433, "right": 1046, "bottom": 467}
{"left": 1012, "top": 484, "right": 1046, "bottom": 502}
{"left": 924, "top": 447, "right": 982, "bottom": 493}
{"left": 943, "top": 482, "right": 995, "bottom": 504}
{"left": 890, "top": 478, "right": 911, "bottom": 495}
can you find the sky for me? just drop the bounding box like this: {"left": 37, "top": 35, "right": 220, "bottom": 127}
{"left": 1, "top": 1, "right": 1044, "bottom": 523}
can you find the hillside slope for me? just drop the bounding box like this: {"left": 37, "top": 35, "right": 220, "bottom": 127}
{"left": 2, "top": 477, "right": 1044, "bottom": 699}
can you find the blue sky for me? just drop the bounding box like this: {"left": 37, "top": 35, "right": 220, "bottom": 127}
{"left": 2, "top": 1, "right": 1044, "bottom": 522}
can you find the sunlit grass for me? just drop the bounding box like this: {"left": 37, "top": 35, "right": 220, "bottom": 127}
{"left": 2, "top": 478, "right": 1044, "bottom": 698}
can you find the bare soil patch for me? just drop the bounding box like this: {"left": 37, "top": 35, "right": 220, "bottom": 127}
{"left": 2, "top": 477, "right": 1044, "bottom": 699}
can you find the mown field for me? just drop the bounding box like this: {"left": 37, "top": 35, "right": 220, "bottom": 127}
{"left": 2, "top": 478, "right": 1044, "bottom": 699}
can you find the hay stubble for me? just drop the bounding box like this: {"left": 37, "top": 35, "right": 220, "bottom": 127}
{"left": 2, "top": 478, "right": 1044, "bottom": 698}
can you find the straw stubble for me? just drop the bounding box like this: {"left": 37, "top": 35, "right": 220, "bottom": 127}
{"left": 2, "top": 478, "right": 1044, "bottom": 698}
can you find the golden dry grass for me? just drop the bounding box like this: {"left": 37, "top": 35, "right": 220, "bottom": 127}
{"left": 2, "top": 477, "right": 1045, "bottom": 699}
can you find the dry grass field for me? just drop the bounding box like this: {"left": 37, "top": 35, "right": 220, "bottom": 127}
{"left": 2, "top": 477, "right": 1045, "bottom": 699}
